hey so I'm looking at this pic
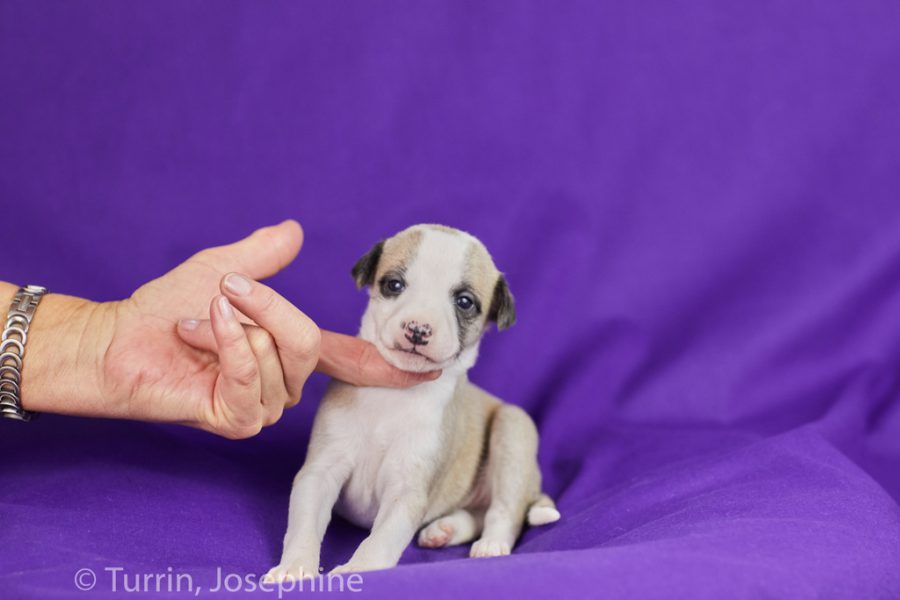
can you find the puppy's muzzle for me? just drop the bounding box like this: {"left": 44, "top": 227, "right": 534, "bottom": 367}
{"left": 403, "top": 321, "right": 433, "bottom": 347}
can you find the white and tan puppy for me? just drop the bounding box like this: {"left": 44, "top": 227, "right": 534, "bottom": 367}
{"left": 266, "top": 224, "right": 559, "bottom": 579}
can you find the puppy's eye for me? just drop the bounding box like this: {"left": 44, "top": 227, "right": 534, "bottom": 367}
{"left": 455, "top": 294, "right": 475, "bottom": 311}
{"left": 380, "top": 277, "right": 406, "bottom": 296}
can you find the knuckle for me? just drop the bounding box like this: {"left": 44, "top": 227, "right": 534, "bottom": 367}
{"left": 255, "top": 226, "right": 278, "bottom": 246}
{"left": 220, "top": 427, "right": 246, "bottom": 440}
{"left": 247, "top": 328, "right": 276, "bottom": 356}
{"left": 216, "top": 413, "right": 263, "bottom": 440}
{"left": 286, "top": 390, "right": 302, "bottom": 408}
{"left": 228, "top": 361, "right": 259, "bottom": 387}
{"left": 295, "top": 323, "right": 321, "bottom": 359}
{"left": 225, "top": 421, "right": 263, "bottom": 440}
{"left": 263, "top": 405, "right": 284, "bottom": 427}
{"left": 222, "top": 325, "right": 246, "bottom": 344}
{"left": 355, "top": 343, "right": 377, "bottom": 383}
{"left": 191, "top": 247, "right": 228, "bottom": 272}
{"left": 386, "top": 365, "right": 412, "bottom": 388}
{"left": 392, "top": 369, "right": 413, "bottom": 388}
{"left": 256, "top": 227, "right": 291, "bottom": 269}
{"left": 191, "top": 248, "right": 216, "bottom": 263}
{"left": 257, "top": 287, "right": 280, "bottom": 313}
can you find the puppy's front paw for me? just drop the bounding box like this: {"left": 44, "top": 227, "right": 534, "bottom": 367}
{"left": 263, "top": 562, "right": 318, "bottom": 583}
{"left": 329, "top": 562, "right": 354, "bottom": 575}
{"left": 330, "top": 559, "right": 390, "bottom": 574}
{"left": 469, "top": 538, "right": 511, "bottom": 558}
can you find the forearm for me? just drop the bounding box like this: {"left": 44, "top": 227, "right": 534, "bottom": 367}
{"left": 0, "top": 281, "right": 115, "bottom": 417}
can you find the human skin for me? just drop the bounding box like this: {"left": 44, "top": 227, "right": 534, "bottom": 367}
{"left": 0, "top": 220, "right": 438, "bottom": 438}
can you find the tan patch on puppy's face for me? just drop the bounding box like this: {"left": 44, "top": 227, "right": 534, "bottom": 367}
{"left": 463, "top": 242, "right": 501, "bottom": 316}
{"left": 371, "top": 228, "right": 424, "bottom": 284}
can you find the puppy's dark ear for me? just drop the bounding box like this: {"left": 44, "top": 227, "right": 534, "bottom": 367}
{"left": 351, "top": 240, "right": 385, "bottom": 288}
{"left": 488, "top": 275, "right": 516, "bottom": 330}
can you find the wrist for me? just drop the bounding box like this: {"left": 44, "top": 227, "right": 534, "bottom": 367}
{"left": 1, "top": 283, "right": 118, "bottom": 417}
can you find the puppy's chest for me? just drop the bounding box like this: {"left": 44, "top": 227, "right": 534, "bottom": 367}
{"left": 335, "top": 388, "right": 448, "bottom": 527}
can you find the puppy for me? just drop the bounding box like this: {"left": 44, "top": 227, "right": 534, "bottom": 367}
{"left": 266, "top": 224, "right": 559, "bottom": 579}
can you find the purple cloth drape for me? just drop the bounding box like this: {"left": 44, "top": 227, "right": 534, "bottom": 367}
{"left": 2, "top": 1, "right": 900, "bottom": 598}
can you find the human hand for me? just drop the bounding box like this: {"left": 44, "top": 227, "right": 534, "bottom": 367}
{"left": 16, "top": 221, "right": 438, "bottom": 438}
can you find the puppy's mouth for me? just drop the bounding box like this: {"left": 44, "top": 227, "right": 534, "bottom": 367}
{"left": 392, "top": 343, "right": 439, "bottom": 364}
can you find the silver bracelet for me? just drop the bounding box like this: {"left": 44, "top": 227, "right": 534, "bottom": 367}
{"left": 1, "top": 285, "right": 47, "bottom": 422}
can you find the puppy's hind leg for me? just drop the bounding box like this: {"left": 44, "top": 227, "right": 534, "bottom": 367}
{"left": 418, "top": 508, "right": 484, "bottom": 548}
{"left": 470, "top": 405, "right": 541, "bottom": 558}
{"left": 527, "top": 493, "right": 561, "bottom": 526}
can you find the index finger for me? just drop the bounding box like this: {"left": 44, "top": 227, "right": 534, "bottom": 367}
{"left": 219, "top": 273, "right": 321, "bottom": 397}
{"left": 317, "top": 331, "right": 441, "bottom": 388}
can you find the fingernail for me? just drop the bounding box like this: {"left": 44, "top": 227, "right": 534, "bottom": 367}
{"left": 180, "top": 319, "right": 199, "bottom": 331}
{"left": 224, "top": 273, "right": 252, "bottom": 296}
{"left": 218, "top": 296, "right": 234, "bottom": 319}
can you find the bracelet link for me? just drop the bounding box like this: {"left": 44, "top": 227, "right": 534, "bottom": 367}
{"left": 1, "top": 285, "right": 47, "bottom": 422}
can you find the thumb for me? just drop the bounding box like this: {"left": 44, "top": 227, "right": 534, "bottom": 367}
{"left": 195, "top": 220, "right": 304, "bottom": 280}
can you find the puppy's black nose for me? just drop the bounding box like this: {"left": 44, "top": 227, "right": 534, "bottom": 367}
{"left": 404, "top": 321, "right": 432, "bottom": 346}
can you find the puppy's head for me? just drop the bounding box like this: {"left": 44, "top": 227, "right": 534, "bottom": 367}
{"left": 352, "top": 224, "right": 515, "bottom": 373}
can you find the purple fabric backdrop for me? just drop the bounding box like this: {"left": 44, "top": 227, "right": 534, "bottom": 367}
{"left": 2, "top": 1, "right": 900, "bottom": 598}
